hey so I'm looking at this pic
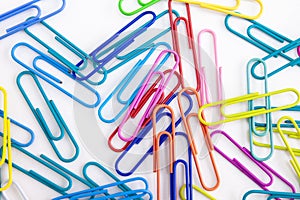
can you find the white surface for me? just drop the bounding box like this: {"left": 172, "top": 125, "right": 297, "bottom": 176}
{"left": 0, "top": 0, "right": 299, "bottom": 199}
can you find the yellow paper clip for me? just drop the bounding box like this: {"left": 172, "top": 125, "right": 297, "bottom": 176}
{"left": 179, "top": 184, "right": 216, "bottom": 200}
{"left": 0, "top": 87, "right": 12, "bottom": 191}
{"left": 198, "top": 88, "right": 300, "bottom": 126}
{"left": 175, "top": 0, "right": 263, "bottom": 20}
{"left": 277, "top": 116, "right": 300, "bottom": 178}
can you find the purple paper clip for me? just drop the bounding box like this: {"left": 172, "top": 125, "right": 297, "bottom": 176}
{"left": 211, "top": 130, "right": 295, "bottom": 193}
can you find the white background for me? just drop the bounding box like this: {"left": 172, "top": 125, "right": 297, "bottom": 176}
{"left": 0, "top": 0, "right": 300, "bottom": 199}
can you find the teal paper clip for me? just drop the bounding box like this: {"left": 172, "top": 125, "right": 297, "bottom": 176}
{"left": 0, "top": 110, "right": 34, "bottom": 147}
{"left": 11, "top": 42, "right": 101, "bottom": 108}
{"left": 243, "top": 190, "right": 300, "bottom": 200}
{"left": 0, "top": 0, "right": 65, "bottom": 40}
{"left": 17, "top": 71, "right": 79, "bottom": 163}
{"left": 247, "top": 58, "right": 273, "bottom": 161}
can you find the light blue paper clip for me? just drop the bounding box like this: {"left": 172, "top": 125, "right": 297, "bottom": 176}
{"left": 11, "top": 42, "right": 101, "bottom": 108}
{"left": 0, "top": 0, "right": 65, "bottom": 39}
{"left": 17, "top": 71, "right": 79, "bottom": 163}
{"left": 243, "top": 190, "right": 300, "bottom": 200}
{"left": 98, "top": 42, "right": 171, "bottom": 123}
{"left": 247, "top": 58, "right": 273, "bottom": 161}
{"left": 0, "top": 110, "right": 34, "bottom": 147}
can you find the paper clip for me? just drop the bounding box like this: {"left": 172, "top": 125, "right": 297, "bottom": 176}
{"left": 211, "top": 130, "right": 295, "bottom": 192}
{"left": 0, "top": 86, "right": 12, "bottom": 192}
{"left": 0, "top": 110, "right": 34, "bottom": 147}
{"left": 1, "top": 181, "right": 28, "bottom": 200}
{"left": 170, "top": 132, "right": 193, "bottom": 200}
{"left": 53, "top": 177, "right": 150, "bottom": 200}
{"left": 243, "top": 190, "right": 300, "bottom": 200}
{"left": 178, "top": 87, "right": 220, "bottom": 191}
{"left": 179, "top": 184, "right": 216, "bottom": 200}
{"left": 11, "top": 42, "right": 101, "bottom": 108}
{"left": 115, "top": 91, "right": 193, "bottom": 176}
{"left": 118, "top": 49, "right": 179, "bottom": 142}
{"left": 118, "top": 0, "right": 160, "bottom": 16}
{"left": 17, "top": 71, "right": 79, "bottom": 163}
{"left": 98, "top": 42, "right": 171, "bottom": 123}
{"left": 298, "top": 46, "right": 300, "bottom": 57}
{"left": 4, "top": 143, "right": 72, "bottom": 195}
{"left": 277, "top": 116, "right": 300, "bottom": 179}
{"left": 198, "top": 88, "right": 300, "bottom": 126}
{"left": 247, "top": 58, "right": 273, "bottom": 161}
{"left": 168, "top": 0, "right": 201, "bottom": 92}
{"left": 23, "top": 20, "right": 106, "bottom": 86}
{"left": 175, "top": 0, "right": 263, "bottom": 20}
{"left": 0, "top": 0, "right": 65, "bottom": 40}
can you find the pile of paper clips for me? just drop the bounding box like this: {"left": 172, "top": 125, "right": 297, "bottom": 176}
{"left": 0, "top": 0, "right": 299, "bottom": 199}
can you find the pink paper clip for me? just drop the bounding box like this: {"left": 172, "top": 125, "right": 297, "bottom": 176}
{"left": 297, "top": 46, "right": 300, "bottom": 57}
{"left": 118, "top": 50, "right": 179, "bottom": 142}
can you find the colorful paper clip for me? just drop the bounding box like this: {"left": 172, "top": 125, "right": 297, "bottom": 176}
{"left": 170, "top": 132, "right": 193, "bottom": 200}
{"left": 53, "top": 177, "right": 151, "bottom": 200}
{"left": 17, "top": 71, "right": 79, "bottom": 163}
{"left": 4, "top": 144, "right": 72, "bottom": 195}
{"left": 210, "top": 130, "right": 295, "bottom": 192}
{"left": 11, "top": 42, "right": 101, "bottom": 108}
{"left": 175, "top": 0, "right": 263, "bottom": 20}
{"left": 0, "top": 0, "right": 65, "bottom": 40}
{"left": 24, "top": 20, "right": 106, "bottom": 85}
{"left": 1, "top": 181, "right": 28, "bottom": 200}
{"left": 179, "top": 184, "right": 216, "bottom": 200}
{"left": 247, "top": 58, "right": 273, "bottom": 161}
{"left": 98, "top": 42, "right": 171, "bottom": 123}
{"left": 168, "top": 0, "right": 201, "bottom": 92}
{"left": 198, "top": 88, "right": 300, "bottom": 126}
{"left": 178, "top": 87, "right": 220, "bottom": 191}
{"left": 277, "top": 116, "right": 300, "bottom": 179}
{"left": 0, "top": 110, "right": 34, "bottom": 147}
{"left": 0, "top": 87, "right": 12, "bottom": 191}
{"left": 243, "top": 190, "right": 300, "bottom": 200}
{"left": 118, "top": 49, "right": 179, "bottom": 142}
{"left": 115, "top": 92, "right": 193, "bottom": 176}
{"left": 118, "top": 0, "right": 160, "bottom": 16}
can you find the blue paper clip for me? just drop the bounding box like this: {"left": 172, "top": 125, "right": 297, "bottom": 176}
{"left": 11, "top": 42, "right": 101, "bottom": 108}
{"left": 243, "top": 190, "right": 300, "bottom": 200}
{"left": 24, "top": 20, "right": 106, "bottom": 86}
{"left": 3, "top": 143, "right": 72, "bottom": 195}
{"left": 17, "top": 71, "right": 79, "bottom": 163}
{"left": 170, "top": 132, "right": 193, "bottom": 200}
{"left": 52, "top": 177, "right": 150, "bottom": 200}
{"left": 98, "top": 42, "right": 171, "bottom": 123}
{"left": 0, "top": 0, "right": 65, "bottom": 40}
{"left": 247, "top": 58, "right": 273, "bottom": 161}
{"left": 76, "top": 11, "right": 156, "bottom": 81}
{"left": 0, "top": 110, "right": 34, "bottom": 147}
{"left": 115, "top": 92, "right": 193, "bottom": 176}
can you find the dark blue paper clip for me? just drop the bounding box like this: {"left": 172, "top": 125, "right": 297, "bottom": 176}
{"left": 2, "top": 143, "right": 72, "bottom": 195}
{"left": 243, "top": 190, "right": 300, "bottom": 200}
{"left": 24, "top": 20, "right": 106, "bottom": 85}
{"left": 98, "top": 42, "right": 171, "bottom": 123}
{"left": 75, "top": 11, "right": 156, "bottom": 81}
{"left": 0, "top": 0, "right": 65, "bottom": 40}
{"left": 52, "top": 177, "right": 150, "bottom": 200}
{"left": 170, "top": 132, "right": 193, "bottom": 200}
{"left": 0, "top": 110, "right": 34, "bottom": 147}
{"left": 11, "top": 42, "right": 101, "bottom": 108}
{"left": 115, "top": 92, "right": 193, "bottom": 176}
{"left": 17, "top": 71, "right": 79, "bottom": 163}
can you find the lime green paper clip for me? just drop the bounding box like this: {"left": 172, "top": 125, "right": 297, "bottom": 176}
{"left": 179, "top": 184, "right": 216, "bottom": 200}
{"left": 198, "top": 88, "right": 300, "bottom": 126}
{"left": 118, "top": 0, "right": 160, "bottom": 16}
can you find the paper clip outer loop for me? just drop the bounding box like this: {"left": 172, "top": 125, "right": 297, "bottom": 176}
{"left": 117, "top": 49, "right": 179, "bottom": 142}
{"left": 0, "top": 0, "right": 66, "bottom": 40}
{"left": 179, "top": 184, "right": 216, "bottom": 200}
{"left": 118, "top": 0, "right": 160, "bottom": 16}
{"left": 16, "top": 71, "right": 80, "bottom": 163}
{"left": 11, "top": 42, "right": 101, "bottom": 108}
{"left": 199, "top": 88, "right": 300, "bottom": 126}
{"left": 242, "top": 190, "right": 300, "bottom": 200}
{"left": 178, "top": 87, "right": 220, "bottom": 191}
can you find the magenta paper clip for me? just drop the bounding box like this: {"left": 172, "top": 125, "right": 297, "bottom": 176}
{"left": 118, "top": 49, "right": 179, "bottom": 142}
{"left": 211, "top": 130, "right": 295, "bottom": 192}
